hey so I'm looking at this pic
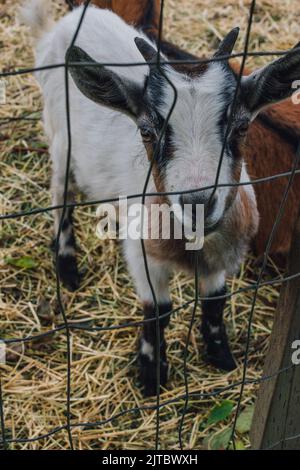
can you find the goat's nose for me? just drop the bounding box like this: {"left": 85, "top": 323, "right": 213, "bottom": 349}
{"left": 179, "top": 191, "right": 216, "bottom": 220}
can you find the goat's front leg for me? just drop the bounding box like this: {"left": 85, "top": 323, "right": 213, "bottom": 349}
{"left": 200, "top": 273, "right": 236, "bottom": 371}
{"left": 124, "top": 239, "right": 171, "bottom": 397}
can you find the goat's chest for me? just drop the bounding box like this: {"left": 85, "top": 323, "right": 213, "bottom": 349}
{"left": 144, "top": 230, "right": 244, "bottom": 278}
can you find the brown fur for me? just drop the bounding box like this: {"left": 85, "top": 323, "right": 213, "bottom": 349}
{"left": 144, "top": 195, "right": 198, "bottom": 271}
{"left": 228, "top": 62, "right": 300, "bottom": 260}
{"left": 232, "top": 186, "right": 259, "bottom": 241}
{"left": 245, "top": 108, "right": 300, "bottom": 259}
{"left": 144, "top": 189, "right": 259, "bottom": 277}
{"left": 160, "top": 53, "right": 300, "bottom": 262}
{"left": 143, "top": 141, "right": 167, "bottom": 194}
{"left": 69, "top": 0, "right": 160, "bottom": 34}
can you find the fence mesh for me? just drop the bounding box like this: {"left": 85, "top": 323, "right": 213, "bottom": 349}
{"left": 1, "top": 0, "right": 300, "bottom": 450}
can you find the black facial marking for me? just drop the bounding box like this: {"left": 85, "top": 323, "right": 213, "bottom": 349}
{"left": 154, "top": 124, "right": 174, "bottom": 168}
{"left": 138, "top": 85, "right": 175, "bottom": 170}
{"left": 216, "top": 70, "right": 239, "bottom": 144}
{"left": 144, "top": 68, "right": 167, "bottom": 110}
{"left": 214, "top": 62, "right": 252, "bottom": 158}
{"left": 218, "top": 101, "right": 250, "bottom": 162}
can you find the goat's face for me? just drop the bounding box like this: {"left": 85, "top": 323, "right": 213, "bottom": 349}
{"left": 68, "top": 30, "right": 300, "bottom": 233}
{"left": 135, "top": 59, "right": 248, "bottom": 232}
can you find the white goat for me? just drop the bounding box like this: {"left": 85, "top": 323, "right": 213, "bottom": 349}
{"left": 21, "top": 0, "right": 300, "bottom": 396}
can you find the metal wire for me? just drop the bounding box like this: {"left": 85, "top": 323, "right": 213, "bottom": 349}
{"left": 3, "top": 49, "right": 300, "bottom": 79}
{"left": 209, "top": 0, "right": 256, "bottom": 209}
{"left": 138, "top": 0, "right": 176, "bottom": 448}
{"left": 178, "top": 252, "right": 199, "bottom": 450}
{"left": 3, "top": 269, "right": 300, "bottom": 348}
{"left": 229, "top": 141, "right": 300, "bottom": 449}
{"left": 3, "top": 168, "right": 300, "bottom": 221}
{"left": 1, "top": 0, "right": 300, "bottom": 451}
{"left": 0, "top": 361, "right": 297, "bottom": 446}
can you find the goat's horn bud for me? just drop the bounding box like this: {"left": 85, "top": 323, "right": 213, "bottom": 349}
{"left": 214, "top": 27, "right": 240, "bottom": 60}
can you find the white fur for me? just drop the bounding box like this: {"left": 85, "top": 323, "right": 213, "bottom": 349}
{"left": 141, "top": 339, "right": 154, "bottom": 361}
{"left": 124, "top": 239, "right": 170, "bottom": 304}
{"left": 160, "top": 65, "right": 233, "bottom": 227}
{"left": 32, "top": 6, "right": 156, "bottom": 204}
{"left": 200, "top": 270, "right": 226, "bottom": 296}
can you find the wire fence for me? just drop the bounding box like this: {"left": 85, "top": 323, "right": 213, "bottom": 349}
{"left": 1, "top": 0, "right": 300, "bottom": 450}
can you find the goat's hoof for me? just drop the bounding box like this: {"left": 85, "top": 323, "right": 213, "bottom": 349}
{"left": 58, "top": 254, "right": 80, "bottom": 292}
{"left": 204, "top": 342, "right": 237, "bottom": 372}
{"left": 205, "top": 350, "right": 237, "bottom": 372}
{"left": 138, "top": 353, "right": 168, "bottom": 397}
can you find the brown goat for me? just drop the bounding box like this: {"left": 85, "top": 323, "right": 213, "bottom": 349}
{"left": 66, "top": 0, "right": 161, "bottom": 35}
{"left": 67, "top": 0, "right": 300, "bottom": 263}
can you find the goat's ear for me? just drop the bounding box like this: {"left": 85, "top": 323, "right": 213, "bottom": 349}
{"left": 241, "top": 45, "right": 300, "bottom": 116}
{"left": 214, "top": 27, "right": 239, "bottom": 58}
{"left": 67, "top": 46, "right": 143, "bottom": 118}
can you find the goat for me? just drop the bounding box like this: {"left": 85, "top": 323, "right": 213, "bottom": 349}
{"left": 21, "top": 0, "right": 300, "bottom": 396}
{"left": 67, "top": 0, "right": 300, "bottom": 265}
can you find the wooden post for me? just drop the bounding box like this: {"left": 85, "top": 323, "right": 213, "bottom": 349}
{"left": 250, "top": 209, "right": 300, "bottom": 449}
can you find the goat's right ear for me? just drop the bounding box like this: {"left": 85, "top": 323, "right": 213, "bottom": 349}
{"left": 66, "top": 46, "right": 143, "bottom": 118}
{"left": 241, "top": 44, "right": 300, "bottom": 116}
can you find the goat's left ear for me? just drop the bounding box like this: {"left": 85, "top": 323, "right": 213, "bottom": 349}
{"left": 66, "top": 46, "right": 143, "bottom": 119}
{"left": 241, "top": 44, "right": 300, "bottom": 116}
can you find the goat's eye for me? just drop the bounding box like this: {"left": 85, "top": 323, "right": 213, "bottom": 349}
{"left": 140, "top": 127, "right": 155, "bottom": 143}
{"left": 236, "top": 120, "right": 249, "bottom": 137}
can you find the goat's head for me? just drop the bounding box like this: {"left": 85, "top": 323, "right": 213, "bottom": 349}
{"left": 68, "top": 31, "right": 300, "bottom": 233}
